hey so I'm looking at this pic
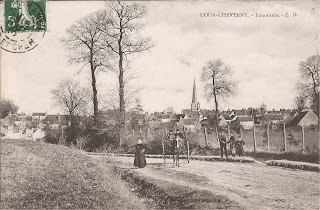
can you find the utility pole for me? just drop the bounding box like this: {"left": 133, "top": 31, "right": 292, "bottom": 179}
{"left": 267, "top": 123, "right": 270, "bottom": 151}
{"left": 253, "top": 124, "right": 257, "bottom": 153}
{"left": 283, "top": 122, "right": 287, "bottom": 152}
{"left": 204, "top": 127, "right": 208, "bottom": 147}
{"left": 301, "top": 123, "right": 305, "bottom": 155}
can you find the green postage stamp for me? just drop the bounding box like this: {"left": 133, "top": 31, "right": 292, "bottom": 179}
{"left": 4, "top": 0, "right": 46, "bottom": 32}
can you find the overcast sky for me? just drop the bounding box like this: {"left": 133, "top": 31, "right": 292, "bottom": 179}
{"left": 1, "top": 1, "right": 319, "bottom": 115}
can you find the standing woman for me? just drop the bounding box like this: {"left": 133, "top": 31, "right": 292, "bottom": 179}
{"left": 134, "top": 139, "right": 147, "bottom": 168}
{"left": 235, "top": 136, "right": 245, "bottom": 158}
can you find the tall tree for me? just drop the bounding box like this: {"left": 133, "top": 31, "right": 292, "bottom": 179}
{"left": 295, "top": 55, "right": 320, "bottom": 115}
{"left": 201, "top": 59, "right": 236, "bottom": 124}
{"left": 0, "top": 99, "right": 19, "bottom": 119}
{"left": 62, "top": 11, "right": 111, "bottom": 119}
{"left": 101, "top": 1, "right": 153, "bottom": 145}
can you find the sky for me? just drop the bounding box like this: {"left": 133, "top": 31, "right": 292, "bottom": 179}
{"left": 1, "top": 1, "right": 319, "bottom": 115}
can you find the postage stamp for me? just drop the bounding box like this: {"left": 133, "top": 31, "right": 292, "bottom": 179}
{"left": 0, "top": 0, "right": 46, "bottom": 53}
{"left": 4, "top": 0, "right": 46, "bottom": 32}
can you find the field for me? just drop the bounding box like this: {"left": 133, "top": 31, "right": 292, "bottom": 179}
{"left": 0, "top": 139, "right": 146, "bottom": 209}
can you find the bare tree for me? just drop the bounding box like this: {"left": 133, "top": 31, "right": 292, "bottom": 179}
{"left": 295, "top": 55, "right": 320, "bottom": 115}
{"left": 51, "top": 79, "right": 89, "bottom": 126}
{"left": 105, "top": 84, "right": 142, "bottom": 111}
{"left": 131, "top": 98, "right": 144, "bottom": 114}
{"left": 62, "top": 11, "right": 112, "bottom": 120}
{"left": 201, "top": 59, "right": 236, "bottom": 119}
{"left": 101, "top": 1, "right": 153, "bottom": 145}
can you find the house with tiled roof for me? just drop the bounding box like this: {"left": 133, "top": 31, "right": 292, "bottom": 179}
{"left": 178, "top": 117, "right": 199, "bottom": 132}
{"left": 288, "top": 110, "right": 318, "bottom": 127}
{"left": 32, "top": 112, "right": 46, "bottom": 121}
{"left": 263, "top": 114, "right": 284, "bottom": 124}
{"left": 280, "top": 109, "right": 292, "bottom": 119}
{"left": 218, "top": 113, "right": 232, "bottom": 127}
{"left": 42, "top": 114, "right": 70, "bottom": 129}
{"left": 1, "top": 112, "right": 23, "bottom": 139}
{"left": 231, "top": 115, "right": 254, "bottom": 129}
{"left": 266, "top": 110, "right": 282, "bottom": 115}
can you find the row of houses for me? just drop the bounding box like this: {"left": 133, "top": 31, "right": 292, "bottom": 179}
{"left": 126, "top": 79, "right": 319, "bottom": 134}
{"left": 1, "top": 112, "right": 70, "bottom": 140}
{"left": 126, "top": 108, "right": 318, "bottom": 135}
{"left": 215, "top": 109, "right": 318, "bottom": 130}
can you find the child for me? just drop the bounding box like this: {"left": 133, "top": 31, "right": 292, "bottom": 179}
{"left": 235, "top": 136, "right": 245, "bottom": 157}
{"left": 228, "top": 133, "right": 236, "bottom": 158}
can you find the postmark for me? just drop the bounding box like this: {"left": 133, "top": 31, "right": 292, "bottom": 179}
{"left": 0, "top": 0, "right": 46, "bottom": 53}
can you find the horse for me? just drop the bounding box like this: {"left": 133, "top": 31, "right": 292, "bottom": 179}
{"left": 172, "top": 136, "right": 184, "bottom": 167}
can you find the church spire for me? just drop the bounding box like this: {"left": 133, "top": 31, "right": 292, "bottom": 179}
{"left": 191, "top": 77, "right": 200, "bottom": 111}
{"left": 192, "top": 77, "right": 197, "bottom": 103}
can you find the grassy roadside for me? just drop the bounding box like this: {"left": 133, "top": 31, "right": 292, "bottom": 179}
{"left": 0, "top": 139, "right": 146, "bottom": 209}
{"left": 114, "top": 167, "right": 240, "bottom": 209}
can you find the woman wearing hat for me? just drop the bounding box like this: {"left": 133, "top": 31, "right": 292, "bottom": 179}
{"left": 134, "top": 139, "right": 147, "bottom": 168}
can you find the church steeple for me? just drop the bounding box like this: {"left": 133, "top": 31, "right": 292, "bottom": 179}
{"left": 191, "top": 77, "right": 200, "bottom": 111}
{"left": 192, "top": 77, "right": 197, "bottom": 103}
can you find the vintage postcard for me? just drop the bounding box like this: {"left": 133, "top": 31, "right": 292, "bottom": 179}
{"left": 0, "top": 0, "right": 319, "bottom": 209}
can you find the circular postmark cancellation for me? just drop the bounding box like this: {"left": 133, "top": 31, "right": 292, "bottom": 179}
{"left": 0, "top": 0, "right": 47, "bottom": 53}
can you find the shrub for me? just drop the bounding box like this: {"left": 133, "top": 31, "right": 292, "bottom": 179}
{"left": 43, "top": 127, "right": 62, "bottom": 145}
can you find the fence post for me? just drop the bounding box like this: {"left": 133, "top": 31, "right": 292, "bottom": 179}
{"left": 283, "top": 122, "right": 286, "bottom": 152}
{"left": 215, "top": 126, "right": 219, "bottom": 143}
{"left": 253, "top": 124, "right": 257, "bottom": 153}
{"left": 204, "top": 127, "right": 208, "bottom": 147}
{"left": 240, "top": 125, "right": 243, "bottom": 138}
{"left": 267, "top": 123, "right": 270, "bottom": 151}
{"left": 227, "top": 123, "right": 231, "bottom": 139}
{"left": 162, "top": 142, "right": 166, "bottom": 165}
{"left": 187, "top": 140, "right": 190, "bottom": 163}
{"left": 301, "top": 123, "right": 305, "bottom": 155}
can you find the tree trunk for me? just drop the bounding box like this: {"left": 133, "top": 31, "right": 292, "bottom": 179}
{"left": 69, "top": 112, "right": 75, "bottom": 144}
{"left": 212, "top": 78, "right": 219, "bottom": 128}
{"left": 118, "top": 31, "right": 125, "bottom": 146}
{"left": 90, "top": 49, "right": 98, "bottom": 120}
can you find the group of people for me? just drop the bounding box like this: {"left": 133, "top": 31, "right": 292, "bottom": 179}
{"left": 133, "top": 129, "right": 246, "bottom": 169}
{"left": 166, "top": 129, "right": 185, "bottom": 167}
{"left": 134, "top": 129, "right": 185, "bottom": 168}
{"left": 218, "top": 131, "right": 245, "bottom": 158}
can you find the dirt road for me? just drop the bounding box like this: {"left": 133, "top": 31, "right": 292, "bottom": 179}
{"left": 107, "top": 156, "right": 319, "bottom": 209}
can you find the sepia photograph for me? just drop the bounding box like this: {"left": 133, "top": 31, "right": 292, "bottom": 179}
{"left": 0, "top": 0, "right": 319, "bottom": 209}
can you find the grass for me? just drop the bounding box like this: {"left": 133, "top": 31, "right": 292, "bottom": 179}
{"left": 117, "top": 168, "right": 239, "bottom": 209}
{"left": 245, "top": 151, "right": 319, "bottom": 164}
{"left": 0, "top": 139, "right": 146, "bottom": 209}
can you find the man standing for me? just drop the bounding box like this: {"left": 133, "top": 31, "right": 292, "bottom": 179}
{"left": 166, "top": 129, "right": 175, "bottom": 154}
{"left": 219, "top": 131, "right": 228, "bottom": 158}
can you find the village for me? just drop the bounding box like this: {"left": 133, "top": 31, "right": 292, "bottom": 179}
{"left": 2, "top": 79, "right": 318, "bottom": 154}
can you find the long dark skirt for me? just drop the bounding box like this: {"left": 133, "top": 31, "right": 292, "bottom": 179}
{"left": 236, "top": 145, "right": 244, "bottom": 156}
{"left": 134, "top": 144, "right": 146, "bottom": 168}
